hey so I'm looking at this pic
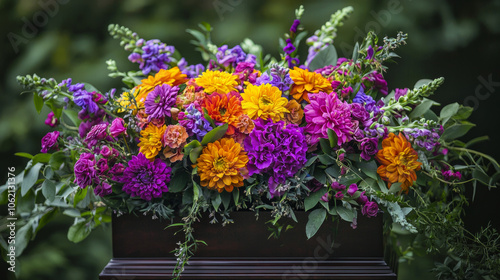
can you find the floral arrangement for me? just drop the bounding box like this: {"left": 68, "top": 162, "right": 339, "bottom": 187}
{"left": 5, "top": 5, "right": 500, "bottom": 279}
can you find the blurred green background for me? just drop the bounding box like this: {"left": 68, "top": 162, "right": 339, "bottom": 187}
{"left": 1, "top": 0, "right": 499, "bottom": 279}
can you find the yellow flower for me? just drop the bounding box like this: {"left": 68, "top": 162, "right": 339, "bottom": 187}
{"left": 375, "top": 133, "right": 422, "bottom": 193}
{"left": 195, "top": 69, "right": 238, "bottom": 94}
{"left": 135, "top": 67, "right": 188, "bottom": 109}
{"left": 241, "top": 84, "right": 289, "bottom": 122}
{"left": 289, "top": 67, "right": 333, "bottom": 103}
{"left": 138, "top": 124, "right": 167, "bottom": 160}
{"left": 195, "top": 138, "right": 248, "bottom": 193}
{"left": 116, "top": 88, "right": 140, "bottom": 113}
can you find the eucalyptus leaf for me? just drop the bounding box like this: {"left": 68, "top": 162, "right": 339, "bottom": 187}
{"left": 306, "top": 208, "right": 326, "bottom": 239}
{"left": 67, "top": 219, "right": 91, "bottom": 243}
{"left": 221, "top": 191, "right": 231, "bottom": 210}
{"left": 41, "top": 179, "right": 56, "bottom": 201}
{"left": 439, "top": 102, "right": 459, "bottom": 125}
{"left": 309, "top": 45, "right": 338, "bottom": 71}
{"left": 413, "top": 79, "right": 433, "bottom": 89}
{"left": 21, "top": 163, "right": 43, "bottom": 197}
{"left": 169, "top": 171, "right": 189, "bottom": 193}
{"left": 15, "top": 152, "right": 34, "bottom": 160}
{"left": 441, "top": 123, "right": 476, "bottom": 141}
{"left": 212, "top": 193, "right": 222, "bottom": 211}
{"left": 409, "top": 98, "right": 435, "bottom": 119}
{"left": 304, "top": 188, "right": 327, "bottom": 211}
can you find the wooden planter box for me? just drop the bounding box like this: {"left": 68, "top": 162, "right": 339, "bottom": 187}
{"left": 99, "top": 211, "right": 397, "bottom": 279}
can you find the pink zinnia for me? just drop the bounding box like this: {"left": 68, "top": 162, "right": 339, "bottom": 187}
{"left": 304, "top": 92, "right": 354, "bottom": 146}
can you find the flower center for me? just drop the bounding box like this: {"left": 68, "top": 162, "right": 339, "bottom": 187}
{"left": 220, "top": 108, "right": 227, "bottom": 116}
{"left": 259, "top": 96, "right": 272, "bottom": 106}
{"left": 155, "top": 94, "right": 161, "bottom": 103}
{"left": 213, "top": 157, "right": 228, "bottom": 172}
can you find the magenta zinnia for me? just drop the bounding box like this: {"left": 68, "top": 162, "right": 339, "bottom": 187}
{"left": 304, "top": 92, "right": 354, "bottom": 146}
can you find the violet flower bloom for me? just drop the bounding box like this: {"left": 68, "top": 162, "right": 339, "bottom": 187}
{"left": 366, "top": 45, "right": 374, "bottom": 60}
{"left": 74, "top": 153, "right": 96, "bottom": 189}
{"left": 110, "top": 118, "right": 127, "bottom": 137}
{"left": 335, "top": 191, "right": 344, "bottom": 200}
{"left": 118, "top": 153, "right": 171, "bottom": 201}
{"left": 100, "top": 146, "right": 112, "bottom": 157}
{"left": 41, "top": 131, "right": 60, "bottom": 153}
{"left": 144, "top": 84, "right": 179, "bottom": 121}
{"left": 395, "top": 88, "right": 409, "bottom": 100}
{"left": 84, "top": 123, "right": 108, "bottom": 148}
{"left": 283, "top": 39, "right": 296, "bottom": 54}
{"left": 361, "top": 201, "right": 379, "bottom": 217}
{"left": 94, "top": 182, "right": 112, "bottom": 197}
{"left": 321, "top": 192, "right": 330, "bottom": 202}
{"left": 45, "top": 112, "right": 58, "bottom": 127}
{"left": 357, "top": 191, "right": 368, "bottom": 204}
{"left": 216, "top": 45, "right": 254, "bottom": 68}
{"left": 290, "top": 19, "right": 300, "bottom": 33}
{"left": 331, "top": 181, "right": 346, "bottom": 191}
{"left": 360, "top": 138, "right": 379, "bottom": 161}
{"left": 347, "top": 184, "right": 358, "bottom": 196}
{"left": 128, "top": 39, "right": 174, "bottom": 75}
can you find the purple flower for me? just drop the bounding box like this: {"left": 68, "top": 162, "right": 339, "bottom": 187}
{"left": 347, "top": 184, "right": 358, "bottom": 196}
{"left": 45, "top": 112, "right": 58, "bottom": 127}
{"left": 283, "top": 39, "right": 296, "bottom": 54}
{"left": 128, "top": 39, "right": 174, "bottom": 75}
{"left": 357, "top": 191, "right": 368, "bottom": 204}
{"left": 285, "top": 55, "right": 300, "bottom": 68}
{"left": 216, "top": 45, "right": 255, "bottom": 68}
{"left": 145, "top": 84, "right": 179, "bottom": 121}
{"left": 118, "top": 153, "right": 171, "bottom": 201}
{"left": 307, "top": 179, "right": 324, "bottom": 193}
{"left": 360, "top": 138, "right": 379, "bottom": 161}
{"left": 74, "top": 153, "right": 96, "bottom": 189}
{"left": 178, "top": 58, "right": 205, "bottom": 78}
{"left": 395, "top": 88, "right": 409, "bottom": 100}
{"left": 350, "top": 103, "right": 371, "bottom": 127}
{"left": 362, "top": 71, "right": 388, "bottom": 96}
{"left": 100, "top": 146, "right": 112, "bottom": 157}
{"left": 335, "top": 191, "right": 344, "bottom": 200}
{"left": 41, "top": 131, "right": 60, "bottom": 153}
{"left": 290, "top": 19, "right": 300, "bottom": 33}
{"left": 178, "top": 104, "right": 212, "bottom": 140}
{"left": 94, "top": 182, "right": 112, "bottom": 197}
{"left": 97, "top": 158, "right": 108, "bottom": 174}
{"left": 361, "top": 201, "right": 379, "bottom": 217}
{"left": 110, "top": 118, "right": 126, "bottom": 137}
{"left": 304, "top": 92, "right": 355, "bottom": 146}
{"left": 321, "top": 192, "right": 330, "bottom": 202}
{"left": 331, "top": 181, "right": 346, "bottom": 191}
{"left": 366, "top": 45, "right": 374, "bottom": 60}
{"left": 109, "top": 163, "right": 124, "bottom": 176}
{"left": 244, "top": 119, "right": 308, "bottom": 195}
{"left": 84, "top": 123, "right": 108, "bottom": 147}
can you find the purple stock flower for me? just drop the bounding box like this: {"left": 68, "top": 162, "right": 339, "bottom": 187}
{"left": 361, "top": 201, "right": 379, "bottom": 217}
{"left": 395, "top": 88, "right": 409, "bottom": 100}
{"left": 144, "top": 84, "right": 179, "bottom": 121}
{"left": 74, "top": 153, "right": 96, "bottom": 189}
{"left": 178, "top": 58, "right": 205, "bottom": 78}
{"left": 244, "top": 119, "right": 308, "bottom": 195}
{"left": 119, "top": 153, "right": 171, "bottom": 201}
{"left": 45, "top": 112, "right": 58, "bottom": 127}
{"left": 178, "top": 104, "right": 212, "bottom": 140}
{"left": 84, "top": 123, "right": 108, "bottom": 147}
{"left": 109, "top": 163, "right": 124, "bottom": 176}
{"left": 97, "top": 158, "right": 109, "bottom": 174}
{"left": 110, "top": 118, "right": 127, "bottom": 137}
{"left": 216, "top": 45, "right": 255, "bottom": 68}
{"left": 283, "top": 39, "right": 296, "bottom": 54}
{"left": 290, "top": 19, "right": 300, "bottom": 33}
{"left": 128, "top": 39, "right": 174, "bottom": 75}
{"left": 94, "top": 181, "right": 112, "bottom": 197}
{"left": 73, "top": 89, "right": 99, "bottom": 114}
{"left": 347, "top": 184, "right": 358, "bottom": 196}
{"left": 41, "top": 131, "right": 60, "bottom": 153}
{"left": 357, "top": 191, "right": 368, "bottom": 204}
{"left": 360, "top": 138, "right": 379, "bottom": 161}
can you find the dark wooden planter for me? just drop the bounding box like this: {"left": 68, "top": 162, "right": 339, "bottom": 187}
{"left": 99, "top": 211, "right": 397, "bottom": 279}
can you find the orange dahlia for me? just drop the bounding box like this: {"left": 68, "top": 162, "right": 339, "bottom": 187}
{"left": 204, "top": 92, "right": 243, "bottom": 135}
{"left": 195, "top": 69, "right": 238, "bottom": 94}
{"left": 195, "top": 138, "right": 248, "bottom": 193}
{"left": 289, "top": 67, "right": 333, "bottom": 103}
{"left": 138, "top": 124, "right": 167, "bottom": 160}
{"left": 375, "top": 133, "right": 422, "bottom": 193}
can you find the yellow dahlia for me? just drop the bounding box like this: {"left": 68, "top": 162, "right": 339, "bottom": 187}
{"left": 195, "top": 69, "right": 238, "bottom": 94}
{"left": 375, "top": 133, "right": 422, "bottom": 193}
{"left": 195, "top": 138, "right": 248, "bottom": 193}
{"left": 289, "top": 67, "right": 333, "bottom": 103}
{"left": 138, "top": 124, "right": 167, "bottom": 160}
{"left": 241, "top": 84, "right": 289, "bottom": 122}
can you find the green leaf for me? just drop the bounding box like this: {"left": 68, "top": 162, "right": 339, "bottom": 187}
{"left": 35, "top": 209, "right": 58, "bottom": 235}
{"left": 189, "top": 146, "right": 203, "bottom": 163}
{"left": 356, "top": 160, "right": 378, "bottom": 180}
{"left": 489, "top": 171, "right": 500, "bottom": 187}
{"left": 67, "top": 220, "right": 91, "bottom": 243}
{"left": 233, "top": 189, "right": 240, "bottom": 205}
{"left": 186, "top": 29, "right": 206, "bottom": 45}
{"left": 336, "top": 206, "right": 355, "bottom": 222}
{"left": 32, "top": 153, "right": 52, "bottom": 165}
{"left": 309, "top": 45, "right": 338, "bottom": 71}
{"left": 389, "top": 182, "right": 402, "bottom": 193}
{"left": 306, "top": 209, "right": 326, "bottom": 239}
{"left": 441, "top": 123, "right": 476, "bottom": 141}
{"left": 313, "top": 168, "right": 327, "bottom": 184}
{"left": 169, "top": 171, "right": 189, "bottom": 193}
{"left": 422, "top": 109, "right": 439, "bottom": 122}
{"left": 192, "top": 181, "right": 201, "bottom": 203}
{"left": 201, "top": 123, "right": 228, "bottom": 146}
{"left": 325, "top": 166, "right": 340, "bottom": 178}
{"left": 473, "top": 168, "right": 490, "bottom": 186}
{"left": 327, "top": 128, "right": 338, "bottom": 148}
{"left": 465, "top": 136, "right": 489, "bottom": 148}
{"left": 63, "top": 109, "right": 81, "bottom": 127}
{"left": 304, "top": 188, "right": 327, "bottom": 211}
{"left": 41, "top": 179, "right": 56, "bottom": 201}
{"left": 183, "top": 140, "right": 201, "bottom": 156}
{"left": 318, "top": 154, "right": 335, "bottom": 165}
{"left": 34, "top": 93, "right": 44, "bottom": 114}
{"left": 15, "top": 220, "right": 34, "bottom": 256}
{"left": 413, "top": 79, "right": 433, "bottom": 89}
{"left": 21, "top": 163, "right": 43, "bottom": 197}
{"left": 212, "top": 193, "right": 222, "bottom": 211}
{"left": 351, "top": 42, "right": 359, "bottom": 62}
{"left": 221, "top": 191, "right": 231, "bottom": 210}
{"left": 73, "top": 188, "right": 88, "bottom": 208}
{"left": 203, "top": 108, "right": 216, "bottom": 127}
{"left": 439, "top": 102, "right": 460, "bottom": 126}
{"left": 84, "top": 83, "right": 99, "bottom": 93}
{"left": 49, "top": 151, "right": 66, "bottom": 170}
{"left": 409, "top": 98, "right": 435, "bottom": 119}
{"left": 454, "top": 106, "right": 473, "bottom": 120}
{"left": 319, "top": 138, "right": 332, "bottom": 155}
{"left": 14, "top": 152, "right": 34, "bottom": 159}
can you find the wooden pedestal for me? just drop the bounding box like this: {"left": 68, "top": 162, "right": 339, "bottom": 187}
{"left": 99, "top": 211, "right": 397, "bottom": 279}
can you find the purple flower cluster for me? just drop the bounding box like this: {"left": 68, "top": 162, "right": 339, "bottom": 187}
{"left": 442, "top": 170, "right": 462, "bottom": 181}
{"left": 255, "top": 65, "right": 293, "bottom": 93}
{"left": 178, "top": 104, "right": 213, "bottom": 140}
{"left": 395, "top": 88, "right": 409, "bottom": 100}
{"left": 353, "top": 88, "right": 383, "bottom": 115}
{"left": 128, "top": 39, "right": 175, "bottom": 75}
{"left": 41, "top": 131, "right": 60, "bottom": 153}
{"left": 216, "top": 45, "right": 256, "bottom": 68}
{"left": 234, "top": 62, "right": 259, "bottom": 84}
{"left": 362, "top": 71, "right": 388, "bottom": 96}
{"left": 403, "top": 127, "right": 441, "bottom": 151}
{"left": 84, "top": 123, "right": 109, "bottom": 148}
{"left": 144, "top": 84, "right": 179, "bottom": 121}
{"left": 67, "top": 82, "right": 100, "bottom": 115}
{"left": 305, "top": 36, "right": 327, "bottom": 66}
{"left": 74, "top": 153, "right": 97, "bottom": 189}
{"left": 178, "top": 58, "right": 205, "bottom": 78}
{"left": 304, "top": 92, "right": 355, "bottom": 146}
{"left": 244, "top": 119, "right": 308, "bottom": 197}
{"left": 118, "top": 153, "right": 171, "bottom": 201}
{"left": 290, "top": 19, "right": 300, "bottom": 33}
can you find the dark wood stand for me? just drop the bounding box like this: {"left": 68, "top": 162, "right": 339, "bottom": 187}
{"left": 99, "top": 211, "right": 397, "bottom": 279}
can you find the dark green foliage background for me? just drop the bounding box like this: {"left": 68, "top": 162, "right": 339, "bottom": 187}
{"left": 0, "top": 0, "right": 499, "bottom": 279}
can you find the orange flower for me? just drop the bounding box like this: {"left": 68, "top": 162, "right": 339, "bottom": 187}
{"left": 135, "top": 67, "right": 188, "bottom": 108}
{"left": 195, "top": 138, "right": 248, "bottom": 193}
{"left": 375, "top": 133, "right": 422, "bottom": 193}
{"left": 204, "top": 92, "right": 243, "bottom": 135}
{"left": 138, "top": 124, "right": 167, "bottom": 160}
{"left": 289, "top": 67, "right": 333, "bottom": 103}
{"left": 284, "top": 99, "right": 304, "bottom": 125}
